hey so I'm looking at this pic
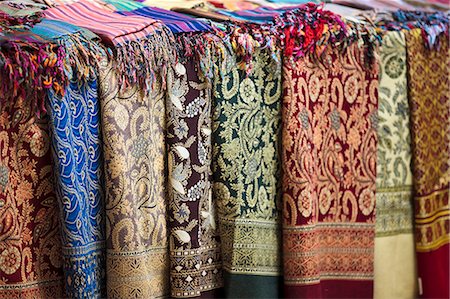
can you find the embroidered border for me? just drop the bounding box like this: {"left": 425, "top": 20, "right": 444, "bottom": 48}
{"left": 415, "top": 189, "right": 450, "bottom": 252}
{"left": 219, "top": 218, "right": 281, "bottom": 276}
{"left": 284, "top": 223, "right": 374, "bottom": 285}
{"left": 376, "top": 186, "right": 414, "bottom": 236}
{"left": 107, "top": 247, "right": 169, "bottom": 298}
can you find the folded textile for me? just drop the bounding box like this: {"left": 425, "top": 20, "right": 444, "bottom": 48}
{"left": 165, "top": 58, "right": 224, "bottom": 298}
{"left": 374, "top": 30, "right": 417, "bottom": 299}
{"left": 44, "top": 0, "right": 176, "bottom": 93}
{"left": 117, "top": 7, "right": 212, "bottom": 34}
{"left": 212, "top": 48, "right": 283, "bottom": 298}
{"left": 97, "top": 54, "right": 170, "bottom": 298}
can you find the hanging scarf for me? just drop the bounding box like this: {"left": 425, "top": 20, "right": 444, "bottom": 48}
{"left": 281, "top": 41, "right": 378, "bottom": 298}
{"left": 405, "top": 28, "right": 449, "bottom": 299}
{"left": 373, "top": 30, "right": 416, "bottom": 299}
{"left": 0, "top": 31, "right": 66, "bottom": 299}
{"left": 116, "top": 6, "right": 229, "bottom": 297}
{"left": 212, "top": 48, "right": 283, "bottom": 299}
{"left": 97, "top": 54, "right": 169, "bottom": 298}
{"left": 31, "top": 19, "right": 108, "bottom": 299}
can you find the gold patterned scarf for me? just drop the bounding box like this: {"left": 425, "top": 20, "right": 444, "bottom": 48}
{"left": 97, "top": 55, "right": 169, "bottom": 298}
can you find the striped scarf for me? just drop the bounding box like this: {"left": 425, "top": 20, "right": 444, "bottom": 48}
{"left": 44, "top": 0, "right": 175, "bottom": 93}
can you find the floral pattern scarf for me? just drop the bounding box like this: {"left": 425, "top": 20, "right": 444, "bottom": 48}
{"left": 30, "top": 19, "right": 109, "bottom": 299}
{"left": 98, "top": 55, "right": 169, "bottom": 298}
{"left": 212, "top": 49, "right": 283, "bottom": 298}
{"left": 282, "top": 43, "right": 378, "bottom": 298}
{"left": 374, "top": 30, "right": 416, "bottom": 299}
{"left": 0, "top": 98, "right": 65, "bottom": 299}
{"left": 405, "top": 28, "right": 449, "bottom": 299}
{"left": 166, "top": 58, "right": 224, "bottom": 298}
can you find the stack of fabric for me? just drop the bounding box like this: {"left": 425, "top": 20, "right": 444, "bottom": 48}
{"left": 0, "top": 0, "right": 448, "bottom": 299}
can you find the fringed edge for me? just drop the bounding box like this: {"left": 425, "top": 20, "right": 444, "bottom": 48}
{"left": 208, "top": 3, "right": 350, "bottom": 73}
{"left": 0, "top": 40, "right": 67, "bottom": 117}
{"left": 273, "top": 3, "right": 348, "bottom": 60}
{"left": 0, "top": 10, "right": 43, "bottom": 31}
{"left": 210, "top": 21, "right": 281, "bottom": 74}
{"left": 114, "top": 26, "right": 177, "bottom": 93}
{"left": 374, "top": 10, "right": 449, "bottom": 50}
{"left": 340, "top": 18, "right": 382, "bottom": 67}
{"left": 57, "top": 33, "right": 111, "bottom": 82}
{"left": 175, "top": 32, "right": 234, "bottom": 80}
{"left": 392, "top": 10, "right": 449, "bottom": 49}
{"left": 273, "top": 3, "right": 383, "bottom": 68}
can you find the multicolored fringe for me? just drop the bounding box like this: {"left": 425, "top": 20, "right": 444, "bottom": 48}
{"left": 391, "top": 11, "right": 448, "bottom": 48}
{"left": 175, "top": 32, "right": 234, "bottom": 79}
{"left": 341, "top": 18, "right": 382, "bottom": 66}
{"left": 0, "top": 40, "right": 67, "bottom": 116}
{"left": 211, "top": 21, "right": 280, "bottom": 73}
{"left": 274, "top": 3, "right": 347, "bottom": 59}
{"left": 115, "top": 26, "right": 176, "bottom": 93}
{"left": 56, "top": 33, "right": 110, "bottom": 81}
{"left": 0, "top": 9, "right": 43, "bottom": 31}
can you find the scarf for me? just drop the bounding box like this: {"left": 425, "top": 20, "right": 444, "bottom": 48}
{"left": 281, "top": 42, "right": 378, "bottom": 299}
{"left": 373, "top": 30, "right": 416, "bottom": 299}
{"left": 31, "top": 19, "right": 108, "bottom": 299}
{"left": 212, "top": 48, "right": 283, "bottom": 298}
{"left": 44, "top": 0, "right": 175, "bottom": 93}
{"left": 405, "top": 28, "right": 449, "bottom": 299}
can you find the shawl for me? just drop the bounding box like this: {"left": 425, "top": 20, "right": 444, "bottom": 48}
{"left": 212, "top": 48, "right": 283, "bottom": 298}
{"left": 281, "top": 42, "right": 378, "bottom": 298}
{"left": 373, "top": 30, "right": 416, "bottom": 299}
{"left": 165, "top": 58, "right": 224, "bottom": 299}
{"left": 405, "top": 28, "right": 449, "bottom": 299}
{"left": 46, "top": 75, "right": 105, "bottom": 299}
{"left": 97, "top": 55, "right": 169, "bottom": 298}
{"left": 0, "top": 88, "right": 65, "bottom": 299}
{"left": 31, "top": 19, "right": 107, "bottom": 298}
{"left": 116, "top": 7, "right": 226, "bottom": 298}
{"left": 44, "top": 0, "right": 175, "bottom": 93}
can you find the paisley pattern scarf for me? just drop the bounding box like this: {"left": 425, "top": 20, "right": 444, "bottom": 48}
{"left": 98, "top": 55, "right": 169, "bottom": 299}
{"left": 282, "top": 43, "right": 378, "bottom": 298}
{"left": 212, "top": 49, "right": 283, "bottom": 298}
{"left": 30, "top": 19, "right": 108, "bottom": 299}
{"left": 405, "top": 28, "right": 449, "bottom": 299}
{"left": 166, "top": 59, "right": 223, "bottom": 298}
{"left": 374, "top": 30, "right": 416, "bottom": 299}
{"left": 47, "top": 74, "right": 106, "bottom": 299}
{"left": 0, "top": 101, "right": 65, "bottom": 298}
